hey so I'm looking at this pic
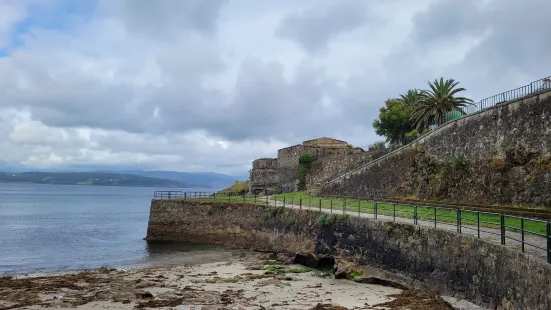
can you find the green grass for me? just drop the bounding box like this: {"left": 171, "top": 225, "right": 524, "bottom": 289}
{"left": 184, "top": 191, "right": 548, "bottom": 235}
{"left": 270, "top": 192, "right": 548, "bottom": 235}
{"left": 218, "top": 181, "right": 250, "bottom": 195}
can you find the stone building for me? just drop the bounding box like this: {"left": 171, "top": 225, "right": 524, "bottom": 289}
{"left": 302, "top": 137, "right": 348, "bottom": 148}
{"left": 249, "top": 158, "right": 278, "bottom": 193}
{"left": 249, "top": 137, "right": 366, "bottom": 194}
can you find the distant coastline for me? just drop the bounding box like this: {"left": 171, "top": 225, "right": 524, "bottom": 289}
{"left": 0, "top": 172, "right": 197, "bottom": 188}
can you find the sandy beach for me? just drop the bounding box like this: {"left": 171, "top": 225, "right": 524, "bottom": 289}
{"left": 0, "top": 250, "right": 476, "bottom": 310}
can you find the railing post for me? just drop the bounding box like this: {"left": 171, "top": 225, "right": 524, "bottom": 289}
{"left": 358, "top": 200, "right": 360, "bottom": 217}
{"left": 299, "top": 198, "right": 302, "bottom": 209}
{"left": 343, "top": 199, "right": 346, "bottom": 214}
{"left": 393, "top": 203, "right": 396, "bottom": 222}
{"left": 500, "top": 214, "right": 505, "bottom": 245}
{"left": 319, "top": 199, "right": 321, "bottom": 212}
{"left": 458, "top": 209, "right": 462, "bottom": 233}
{"left": 414, "top": 205, "right": 417, "bottom": 225}
{"left": 214, "top": 193, "right": 216, "bottom": 201}
{"left": 330, "top": 200, "right": 333, "bottom": 213}
{"left": 184, "top": 192, "right": 187, "bottom": 200}
{"left": 374, "top": 202, "right": 378, "bottom": 219}
{"left": 547, "top": 221, "right": 550, "bottom": 264}
{"left": 243, "top": 194, "right": 245, "bottom": 203}
{"left": 266, "top": 195, "right": 268, "bottom": 206}
{"left": 283, "top": 197, "right": 286, "bottom": 207}
{"left": 254, "top": 194, "right": 256, "bottom": 204}
{"left": 456, "top": 209, "right": 460, "bottom": 233}
{"left": 434, "top": 207, "right": 437, "bottom": 228}
{"left": 274, "top": 196, "right": 277, "bottom": 207}
{"left": 477, "top": 212, "right": 480, "bottom": 239}
{"left": 521, "top": 218, "right": 525, "bottom": 253}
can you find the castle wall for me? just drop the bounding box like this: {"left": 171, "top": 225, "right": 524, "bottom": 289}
{"left": 250, "top": 158, "right": 278, "bottom": 190}
{"left": 322, "top": 90, "right": 551, "bottom": 206}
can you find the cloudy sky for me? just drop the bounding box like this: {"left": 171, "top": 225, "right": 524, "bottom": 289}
{"left": 0, "top": 0, "right": 549, "bottom": 175}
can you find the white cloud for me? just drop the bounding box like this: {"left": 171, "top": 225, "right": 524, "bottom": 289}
{"left": 0, "top": 0, "right": 549, "bottom": 174}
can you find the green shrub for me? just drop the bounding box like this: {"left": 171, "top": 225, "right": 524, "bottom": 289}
{"left": 264, "top": 206, "right": 284, "bottom": 218}
{"left": 297, "top": 154, "right": 315, "bottom": 190}
{"left": 444, "top": 156, "right": 468, "bottom": 171}
{"left": 299, "top": 153, "right": 315, "bottom": 164}
{"left": 318, "top": 214, "right": 328, "bottom": 226}
{"left": 318, "top": 214, "right": 348, "bottom": 227}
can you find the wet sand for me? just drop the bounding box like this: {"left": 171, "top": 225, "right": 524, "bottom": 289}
{"left": 0, "top": 250, "right": 480, "bottom": 310}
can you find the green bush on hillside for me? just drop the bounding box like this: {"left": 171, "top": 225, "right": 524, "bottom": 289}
{"left": 297, "top": 154, "right": 315, "bottom": 190}
{"left": 219, "top": 181, "right": 249, "bottom": 195}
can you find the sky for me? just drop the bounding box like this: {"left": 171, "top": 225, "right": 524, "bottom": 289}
{"left": 0, "top": 0, "right": 550, "bottom": 175}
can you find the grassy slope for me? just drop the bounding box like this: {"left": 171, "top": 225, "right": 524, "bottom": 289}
{"left": 218, "top": 181, "right": 249, "bottom": 195}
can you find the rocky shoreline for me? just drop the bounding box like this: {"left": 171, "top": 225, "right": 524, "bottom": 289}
{"left": 0, "top": 250, "right": 478, "bottom": 310}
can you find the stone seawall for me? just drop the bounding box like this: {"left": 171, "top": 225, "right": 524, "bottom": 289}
{"left": 146, "top": 200, "right": 551, "bottom": 310}
{"left": 322, "top": 90, "right": 551, "bottom": 206}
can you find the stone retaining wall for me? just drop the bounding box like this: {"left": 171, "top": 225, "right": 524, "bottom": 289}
{"left": 146, "top": 200, "right": 551, "bottom": 310}
{"left": 322, "top": 90, "right": 551, "bottom": 206}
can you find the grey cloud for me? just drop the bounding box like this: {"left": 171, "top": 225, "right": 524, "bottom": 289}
{"left": 276, "top": 0, "right": 369, "bottom": 53}
{"left": 409, "top": 0, "right": 551, "bottom": 88}
{"left": 460, "top": 0, "right": 551, "bottom": 79}
{"left": 2, "top": 42, "right": 377, "bottom": 145}
{"left": 113, "top": 0, "right": 228, "bottom": 39}
{"left": 411, "top": 0, "right": 486, "bottom": 44}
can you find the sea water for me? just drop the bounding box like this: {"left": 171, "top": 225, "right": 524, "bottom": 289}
{"left": 0, "top": 183, "right": 218, "bottom": 275}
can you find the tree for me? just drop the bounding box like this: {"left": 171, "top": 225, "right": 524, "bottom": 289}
{"left": 411, "top": 78, "right": 474, "bottom": 130}
{"left": 373, "top": 98, "right": 415, "bottom": 146}
{"left": 399, "top": 89, "right": 424, "bottom": 107}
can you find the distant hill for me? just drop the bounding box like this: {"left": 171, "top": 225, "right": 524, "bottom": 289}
{"left": 97, "top": 170, "right": 248, "bottom": 189}
{"left": 0, "top": 172, "right": 187, "bottom": 188}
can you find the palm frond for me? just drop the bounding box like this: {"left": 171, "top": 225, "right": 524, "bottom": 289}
{"left": 411, "top": 77, "right": 473, "bottom": 129}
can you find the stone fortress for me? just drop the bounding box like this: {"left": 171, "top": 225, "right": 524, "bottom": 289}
{"left": 250, "top": 87, "right": 551, "bottom": 207}
{"left": 249, "top": 137, "right": 385, "bottom": 194}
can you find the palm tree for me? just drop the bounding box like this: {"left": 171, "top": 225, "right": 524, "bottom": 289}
{"left": 411, "top": 78, "right": 474, "bottom": 130}
{"left": 399, "top": 89, "right": 424, "bottom": 106}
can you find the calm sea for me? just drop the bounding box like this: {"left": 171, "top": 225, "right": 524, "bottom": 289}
{"left": 0, "top": 183, "right": 219, "bottom": 275}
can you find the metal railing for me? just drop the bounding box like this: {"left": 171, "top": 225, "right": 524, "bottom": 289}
{"left": 440, "top": 75, "right": 551, "bottom": 124}
{"left": 153, "top": 191, "right": 214, "bottom": 200}
{"left": 154, "top": 191, "right": 551, "bottom": 264}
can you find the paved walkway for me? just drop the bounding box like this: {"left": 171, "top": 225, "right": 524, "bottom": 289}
{"left": 259, "top": 196, "right": 549, "bottom": 263}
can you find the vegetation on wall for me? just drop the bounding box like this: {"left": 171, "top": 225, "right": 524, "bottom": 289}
{"left": 297, "top": 153, "right": 315, "bottom": 190}
{"left": 388, "top": 145, "right": 551, "bottom": 207}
